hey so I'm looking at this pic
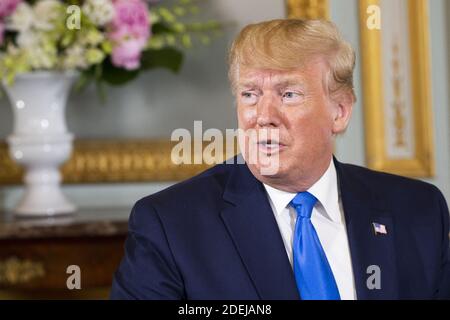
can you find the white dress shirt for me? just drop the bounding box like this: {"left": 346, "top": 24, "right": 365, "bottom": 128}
{"left": 263, "top": 159, "right": 357, "bottom": 300}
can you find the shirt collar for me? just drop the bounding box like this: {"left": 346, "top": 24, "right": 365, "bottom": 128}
{"left": 263, "top": 158, "right": 342, "bottom": 224}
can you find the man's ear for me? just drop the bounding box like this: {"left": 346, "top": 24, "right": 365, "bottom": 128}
{"left": 331, "top": 91, "right": 354, "bottom": 134}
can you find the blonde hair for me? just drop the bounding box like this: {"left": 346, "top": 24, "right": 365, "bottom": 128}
{"left": 228, "top": 19, "right": 356, "bottom": 101}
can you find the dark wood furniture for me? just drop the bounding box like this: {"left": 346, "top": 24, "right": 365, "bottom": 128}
{"left": 0, "top": 209, "right": 129, "bottom": 299}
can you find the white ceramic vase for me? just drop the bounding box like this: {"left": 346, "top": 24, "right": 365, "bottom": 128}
{"left": 3, "top": 71, "right": 78, "bottom": 216}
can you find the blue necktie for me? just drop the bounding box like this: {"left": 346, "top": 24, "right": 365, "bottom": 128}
{"left": 291, "top": 192, "right": 341, "bottom": 300}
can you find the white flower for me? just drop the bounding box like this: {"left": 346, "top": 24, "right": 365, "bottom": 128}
{"left": 26, "top": 45, "right": 56, "bottom": 69}
{"left": 62, "top": 45, "right": 88, "bottom": 70}
{"left": 17, "top": 30, "right": 40, "bottom": 49}
{"left": 33, "top": 0, "right": 63, "bottom": 31}
{"left": 6, "top": 2, "right": 34, "bottom": 32}
{"left": 80, "top": 29, "right": 104, "bottom": 46}
{"left": 6, "top": 43, "right": 20, "bottom": 56}
{"left": 82, "top": 0, "right": 115, "bottom": 26}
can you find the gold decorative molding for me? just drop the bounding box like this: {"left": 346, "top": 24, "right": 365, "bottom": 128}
{"left": 0, "top": 142, "right": 22, "bottom": 184}
{"left": 286, "top": 0, "right": 329, "bottom": 19}
{"left": 391, "top": 41, "right": 406, "bottom": 148}
{"left": 0, "top": 257, "right": 45, "bottom": 285}
{"left": 0, "top": 140, "right": 229, "bottom": 185}
{"left": 359, "top": 0, "right": 434, "bottom": 177}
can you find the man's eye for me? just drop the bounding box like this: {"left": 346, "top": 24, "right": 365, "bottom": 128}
{"left": 282, "top": 91, "right": 302, "bottom": 103}
{"left": 240, "top": 92, "right": 258, "bottom": 104}
{"left": 282, "top": 92, "right": 298, "bottom": 98}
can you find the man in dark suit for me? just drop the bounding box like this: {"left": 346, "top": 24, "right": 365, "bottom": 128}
{"left": 110, "top": 19, "right": 450, "bottom": 299}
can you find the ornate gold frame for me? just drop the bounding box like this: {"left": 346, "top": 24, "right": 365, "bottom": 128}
{"left": 0, "top": 140, "right": 211, "bottom": 184}
{"left": 0, "top": 0, "right": 329, "bottom": 185}
{"left": 359, "top": 0, "right": 435, "bottom": 177}
{"left": 286, "top": 0, "right": 329, "bottom": 19}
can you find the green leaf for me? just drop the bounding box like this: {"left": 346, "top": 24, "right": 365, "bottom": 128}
{"left": 200, "top": 35, "right": 211, "bottom": 45}
{"left": 172, "top": 22, "right": 186, "bottom": 33}
{"left": 95, "top": 79, "right": 107, "bottom": 103}
{"left": 158, "top": 8, "right": 177, "bottom": 23}
{"left": 152, "top": 22, "right": 175, "bottom": 35}
{"left": 141, "top": 48, "right": 184, "bottom": 73}
{"left": 173, "top": 6, "right": 186, "bottom": 16}
{"left": 101, "top": 58, "right": 140, "bottom": 86}
{"left": 181, "top": 34, "right": 192, "bottom": 48}
{"left": 73, "top": 69, "right": 93, "bottom": 92}
{"left": 165, "top": 34, "right": 176, "bottom": 46}
{"left": 147, "top": 36, "right": 166, "bottom": 49}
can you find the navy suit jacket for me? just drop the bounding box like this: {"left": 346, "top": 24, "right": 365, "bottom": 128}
{"left": 110, "top": 157, "right": 450, "bottom": 299}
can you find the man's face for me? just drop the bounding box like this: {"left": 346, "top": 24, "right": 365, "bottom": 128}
{"left": 236, "top": 58, "right": 352, "bottom": 192}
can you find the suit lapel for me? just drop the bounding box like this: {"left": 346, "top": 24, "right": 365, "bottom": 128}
{"left": 219, "top": 158, "right": 400, "bottom": 299}
{"left": 220, "top": 163, "right": 300, "bottom": 300}
{"left": 335, "top": 159, "right": 399, "bottom": 299}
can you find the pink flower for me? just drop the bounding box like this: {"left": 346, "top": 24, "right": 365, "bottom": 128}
{"left": 111, "top": 38, "right": 144, "bottom": 70}
{"left": 0, "top": 0, "right": 21, "bottom": 19}
{"left": 108, "top": 0, "right": 151, "bottom": 70}
{"left": 111, "top": 0, "right": 150, "bottom": 39}
{"left": 0, "top": 22, "right": 4, "bottom": 46}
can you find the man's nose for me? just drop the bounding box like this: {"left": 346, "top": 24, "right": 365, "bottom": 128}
{"left": 256, "top": 94, "right": 281, "bottom": 127}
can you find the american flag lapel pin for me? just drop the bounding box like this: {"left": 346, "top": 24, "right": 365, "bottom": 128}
{"left": 372, "top": 222, "right": 388, "bottom": 235}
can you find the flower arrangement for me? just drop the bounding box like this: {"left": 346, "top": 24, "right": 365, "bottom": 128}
{"left": 0, "top": 0, "right": 221, "bottom": 87}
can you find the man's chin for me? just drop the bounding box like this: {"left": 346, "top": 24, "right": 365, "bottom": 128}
{"left": 242, "top": 151, "right": 286, "bottom": 177}
{"left": 247, "top": 161, "right": 285, "bottom": 179}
